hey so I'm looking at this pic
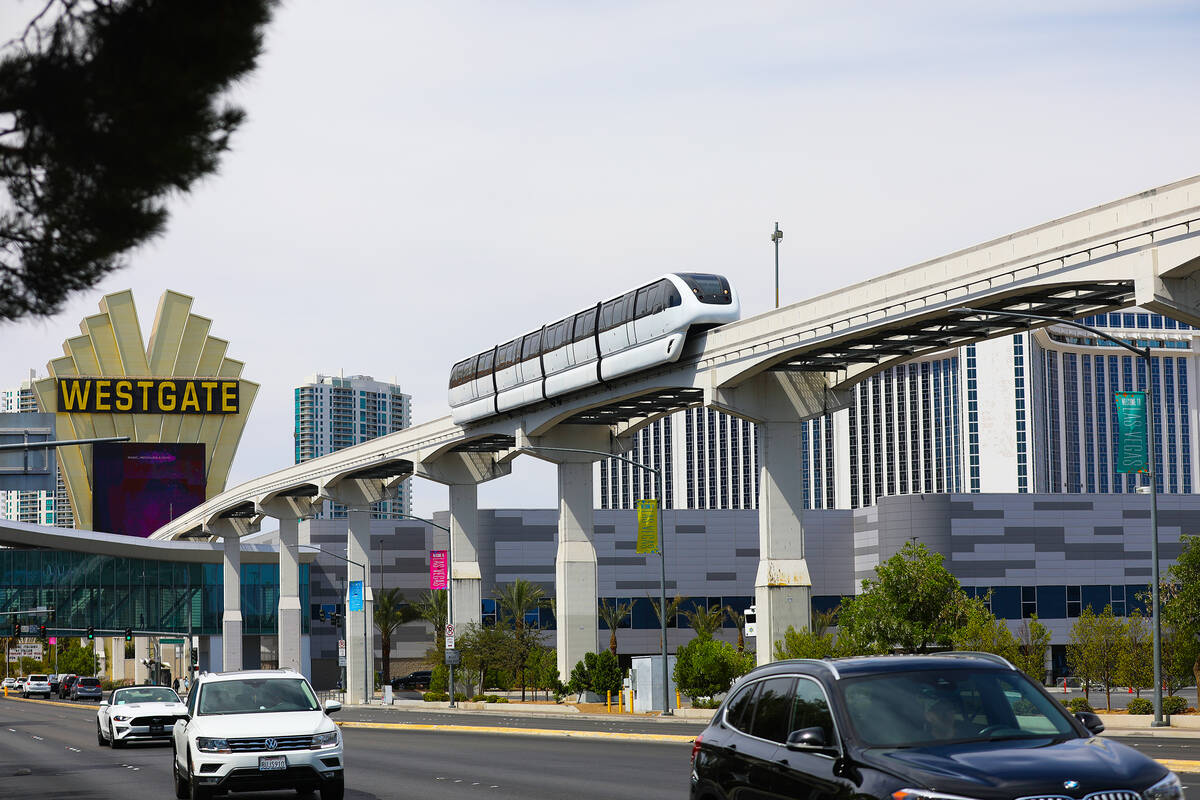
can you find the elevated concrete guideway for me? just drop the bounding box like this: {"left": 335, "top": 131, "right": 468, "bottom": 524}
{"left": 151, "top": 176, "right": 1200, "bottom": 680}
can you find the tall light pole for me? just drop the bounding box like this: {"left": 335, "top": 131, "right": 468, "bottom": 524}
{"left": 522, "top": 444, "right": 672, "bottom": 716}
{"left": 301, "top": 545, "right": 370, "bottom": 705}
{"left": 393, "top": 512, "right": 457, "bottom": 708}
{"left": 956, "top": 306, "right": 1166, "bottom": 726}
{"left": 771, "top": 223, "right": 783, "bottom": 309}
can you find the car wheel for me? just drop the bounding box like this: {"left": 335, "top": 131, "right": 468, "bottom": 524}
{"left": 97, "top": 720, "right": 108, "bottom": 747}
{"left": 172, "top": 745, "right": 189, "bottom": 799}
{"left": 110, "top": 722, "right": 125, "bottom": 748}
{"left": 320, "top": 776, "right": 345, "bottom": 800}
{"left": 189, "top": 754, "right": 213, "bottom": 800}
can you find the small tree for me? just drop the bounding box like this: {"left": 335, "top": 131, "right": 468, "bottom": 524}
{"left": 673, "top": 637, "right": 753, "bottom": 701}
{"left": 374, "top": 588, "right": 420, "bottom": 682}
{"left": 457, "top": 623, "right": 512, "bottom": 696}
{"left": 724, "top": 606, "right": 747, "bottom": 652}
{"left": 773, "top": 625, "right": 835, "bottom": 661}
{"left": 1015, "top": 615, "right": 1051, "bottom": 685}
{"left": 1164, "top": 534, "right": 1200, "bottom": 688}
{"left": 680, "top": 603, "right": 725, "bottom": 640}
{"left": 1067, "top": 605, "right": 1126, "bottom": 710}
{"left": 836, "top": 542, "right": 972, "bottom": 654}
{"left": 590, "top": 650, "right": 623, "bottom": 697}
{"left": 950, "top": 597, "right": 1019, "bottom": 662}
{"left": 1116, "top": 612, "right": 1153, "bottom": 697}
{"left": 414, "top": 590, "right": 448, "bottom": 652}
{"left": 495, "top": 578, "right": 546, "bottom": 700}
{"left": 598, "top": 600, "right": 631, "bottom": 655}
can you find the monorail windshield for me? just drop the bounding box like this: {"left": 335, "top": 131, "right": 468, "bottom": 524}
{"left": 678, "top": 273, "right": 732, "bottom": 304}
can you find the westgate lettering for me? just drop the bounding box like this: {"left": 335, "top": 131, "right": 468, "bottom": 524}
{"left": 57, "top": 378, "right": 240, "bottom": 414}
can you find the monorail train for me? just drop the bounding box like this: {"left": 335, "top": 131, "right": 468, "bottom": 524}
{"left": 448, "top": 273, "right": 740, "bottom": 424}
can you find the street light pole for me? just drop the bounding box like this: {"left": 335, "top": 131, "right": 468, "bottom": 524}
{"left": 301, "top": 545, "right": 369, "bottom": 705}
{"left": 394, "top": 513, "right": 456, "bottom": 707}
{"left": 955, "top": 306, "right": 1166, "bottom": 726}
{"left": 771, "top": 223, "right": 783, "bottom": 309}
{"left": 521, "top": 444, "right": 673, "bottom": 716}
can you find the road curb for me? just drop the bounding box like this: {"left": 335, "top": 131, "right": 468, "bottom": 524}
{"left": 0, "top": 694, "right": 93, "bottom": 711}
{"left": 336, "top": 720, "right": 696, "bottom": 743}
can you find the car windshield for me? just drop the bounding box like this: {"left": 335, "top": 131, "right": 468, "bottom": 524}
{"left": 78, "top": 678, "right": 100, "bottom": 686}
{"left": 114, "top": 687, "right": 179, "bottom": 704}
{"left": 198, "top": 678, "right": 320, "bottom": 715}
{"left": 840, "top": 668, "right": 1076, "bottom": 748}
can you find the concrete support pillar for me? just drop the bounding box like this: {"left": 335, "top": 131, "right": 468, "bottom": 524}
{"left": 448, "top": 484, "right": 482, "bottom": 633}
{"left": 555, "top": 460, "right": 598, "bottom": 682}
{"left": 345, "top": 507, "right": 374, "bottom": 704}
{"left": 755, "top": 419, "right": 812, "bottom": 665}
{"left": 277, "top": 516, "right": 302, "bottom": 673}
{"left": 221, "top": 532, "right": 244, "bottom": 672}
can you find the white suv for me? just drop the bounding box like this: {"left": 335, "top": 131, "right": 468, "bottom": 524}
{"left": 171, "top": 669, "right": 343, "bottom": 800}
{"left": 23, "top": 674, "right": 51, "bottom": 698}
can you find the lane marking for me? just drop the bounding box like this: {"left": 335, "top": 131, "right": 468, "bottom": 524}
{"left": 337, "top": 720, "right": 696, "bottom": 743}
{"left": 31, "top": 735, "right": 43, "bottom": 741}
{"left": 1159, "top": 759, "right": 1200, "bottom": 773}
{"left": 0, "top": 695, "right": 93, "bottom": 711}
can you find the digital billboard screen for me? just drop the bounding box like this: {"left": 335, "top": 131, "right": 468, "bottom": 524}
{"left": 92, "top": 442, "right": 206, "bottom": 538}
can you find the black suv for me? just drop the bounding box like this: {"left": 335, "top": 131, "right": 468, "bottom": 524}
{"left": 690, "top": 653, "right": 1183, "bottom": 800}
{"left": 391, "top": 670, "right": 432, "bottom": 692}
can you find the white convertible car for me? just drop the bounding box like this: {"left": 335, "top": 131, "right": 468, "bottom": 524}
{"left": 97, "top": 685, "right": 188, "bottom": 748}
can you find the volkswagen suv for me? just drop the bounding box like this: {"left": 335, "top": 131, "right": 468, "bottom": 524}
{"left": 690, "top": 653, "right": 1183, "bottom": 800}
{"left": 171, "top": 669, "right": 343, "bottom": 800}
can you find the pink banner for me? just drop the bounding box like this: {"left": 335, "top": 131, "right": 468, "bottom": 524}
{"left": 429, "top": 550, "right": 448, "bottom": 590}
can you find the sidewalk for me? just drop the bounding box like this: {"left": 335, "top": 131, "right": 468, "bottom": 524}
{"left": 335, "top": 694, "right": 711, "bottom": 723}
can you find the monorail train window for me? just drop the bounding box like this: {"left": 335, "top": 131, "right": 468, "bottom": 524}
{"left": 546, "top": 319, "right": 571, "bottom": 350}
{"left": 573, "top": 308, "right": 597, "bottom": 342}
{"left": 634, "top": 285, "right": 654, "bottom": 319}
{"left": 665, "top": 281, "right": 682, "bottom": 308}
{"left": 678, "top": 273, "right": 732, "bottom": 304}
{"left": 616, "top": 291, "right": 637, "bottom": 325}
{"left": 599, "top": 298, "right": 621, "bottom": 331}
{"left": 497, "top": 339, "right": 520, "bottom": 370}
{"left": 450, "top": 359, "right": 474, "bottom": 388}
{"left": 476, "top": 350, "right": 495, "bottom": 377}
{"left": 635, "top": 279, "right": 672, "bottom": 319}
{"left": 522, "top": 331, "right": 542, "bottom": 360}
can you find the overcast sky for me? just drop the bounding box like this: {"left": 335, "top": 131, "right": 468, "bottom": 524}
{"left": 2, "top": 1, "right": 1199, "bottom": 517}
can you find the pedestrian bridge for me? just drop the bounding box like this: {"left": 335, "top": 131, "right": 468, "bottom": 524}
{"left": 151, "top": 176, "right": 1200, "bottom": 700}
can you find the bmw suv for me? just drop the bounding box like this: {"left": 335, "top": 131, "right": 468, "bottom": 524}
{"left": 690, "top": 653, "right": 1183, "bottom": 800}
{"left": 171, "top": 669, "right": 344, "bottom": 800}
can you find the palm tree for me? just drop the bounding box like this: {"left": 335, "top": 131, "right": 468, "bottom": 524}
{"left": 375, "top": 588, "right": 420, "bottom": 683}
{"left": 681, "top": 603, "right": 725, "bottom": 639}
{"left": 598, "top": 600, "right": 632, "bottom": 654}
{"left": 494, "top": 578, "right": 546, "bottom": 699}
{"left": 724, "top": 605, "right": 746, "bottom": 652}
{"left": 648, "top": 594, "right": 684, "bottom": 630}
{"left": 414, "top": 589, "right": 448, "bottom": 652}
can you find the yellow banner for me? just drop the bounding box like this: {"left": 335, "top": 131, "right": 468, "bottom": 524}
{"left": 636, "top": 499, "right": 659, "bottom": 554}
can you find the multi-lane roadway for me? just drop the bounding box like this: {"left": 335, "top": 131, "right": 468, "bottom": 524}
{"left": 1, "top": 694, "right": 1198, "bottom": 799}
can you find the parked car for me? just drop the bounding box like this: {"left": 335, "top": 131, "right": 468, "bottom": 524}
{"left": 690, "top": 653, "right": 1180, "bottom": 800}
{"left": 71, "top": 676, "right": 103, "bottom": 702}
{"left": 390, "top": 670, "right": 432, "bottom": 692}
{"left": 172, "top": 668, "right": 343, "bottom": 800}
{"left": 98, "top": 685, "right": 187, "bottom": 748}
{"left": 22, "top": 674, "right": 51, "bottom": 698}
{"left": 14, "top": 677, "right": 27, "bottom": 693}
{"left": 59, "top": 673, "right": 78, "bottom": 699}
{"left": 1, "top": 677, "right": 16, "bottom": 690}
{"left": 48, "top": 674, "right": 61, "bottom": 694}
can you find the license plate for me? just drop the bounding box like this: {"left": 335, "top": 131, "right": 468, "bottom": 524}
{"left": 150, "top": 724, "right": 164, "bottom": 734}
{"left": 259, "top": 756, "right": 287, "bottom": 771}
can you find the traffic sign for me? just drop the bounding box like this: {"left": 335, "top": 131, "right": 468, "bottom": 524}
{"left": 338, "top": 655, "right": 346, "bottom": 667}
{"left": 444, "top": 649, "right": 461, "bottom": 666}
{"left": 338, "top": 639, "right": 346, "bottom": 649}
{"left": 445, "top": 623, "right": 454, "bottom": 638}
{"left": 446, "top": 635, "right": 456, "bottom": 650}
{"left": 160, "top": 637, "right": 185, "bottom": 645}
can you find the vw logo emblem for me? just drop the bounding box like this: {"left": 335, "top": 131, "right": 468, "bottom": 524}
{"left": 265, "top": 738, "right": 278, "bottom": 751}
{"left": 1064, "top": 780, "right": 1080, "bottom": 790}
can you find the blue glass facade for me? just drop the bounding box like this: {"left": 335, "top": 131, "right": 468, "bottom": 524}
{"left": 0, "top": 549, "right": 309, "bottom": 636}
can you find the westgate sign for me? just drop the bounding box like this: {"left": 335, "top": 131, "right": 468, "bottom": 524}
{"left": 57, "top": 378, "right": 240, "bottom": 414}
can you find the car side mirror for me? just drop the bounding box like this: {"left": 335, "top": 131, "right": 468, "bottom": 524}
{"left": 1074, "top": 711, "right": 1105, "bottom": 735}
{"left": 99, "top": 700, "right": 109, "bottom": 707}
{"left": 325, "top": 700, "right": 342, "bottom": 716}
{"left": 785, "top": 727, "right": 835, "bottom": 753}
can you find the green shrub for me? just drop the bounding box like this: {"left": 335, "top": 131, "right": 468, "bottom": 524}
{"left": 494, "top": 697, "right": 508, "bottom": 703}
{"left": 692, "top": 697, "right": 721, "bottom": 709}
{"left": 429, "top": 664, "right": 448, "bottom": 694}
{"left": 674, "top": 637, "right": 754, "bottom": 700}
{"left": 1163, "top": 695, "right": 1189, "bottom": 715}
{"left": 422, "top": 691, "right": 449, "bottom": 702}
{"left": 1125, "top": 697, "right": 1153, "bottom": 715}
{"left": 1065, "top": 697, "right": 1093, "bottom": 713}
{"left": 453, "top": 692, "right": 468, "bottom": 702}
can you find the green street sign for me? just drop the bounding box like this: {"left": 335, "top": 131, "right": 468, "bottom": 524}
{"left": 1115, "top": 391, "right": 1149, "bottom": 474}
{"left": 159, "top": 638, "right": 185, "bottom": 644}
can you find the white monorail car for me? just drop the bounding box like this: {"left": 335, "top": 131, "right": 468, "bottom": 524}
{"left": 448, "top": 273, "right": 740, "bottom": 424}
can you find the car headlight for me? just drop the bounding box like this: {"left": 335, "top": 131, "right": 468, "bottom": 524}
{"left": 111, "top": 714, "right": 131, "bottom": 722}
{"left": 893, "top": 791, "right": 985, "bottom": 800}
{"left": 311, "top": 730, "right": 339, "bottom": 749}
{"left": 196, "top": 737, "right": 231, "bottom": 754}
{"left": 1144, "top": 772, "right": 1184, "bottom": 800}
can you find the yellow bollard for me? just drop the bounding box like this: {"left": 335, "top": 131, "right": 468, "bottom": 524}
{"left": 619, "top": 689, "right": 624, "bottom": 713}
{"left": 676, "top": 689, "right": 681, "bottom": 709}
{"left": 606, "top": 690, "right": 611, "bottom": 712}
